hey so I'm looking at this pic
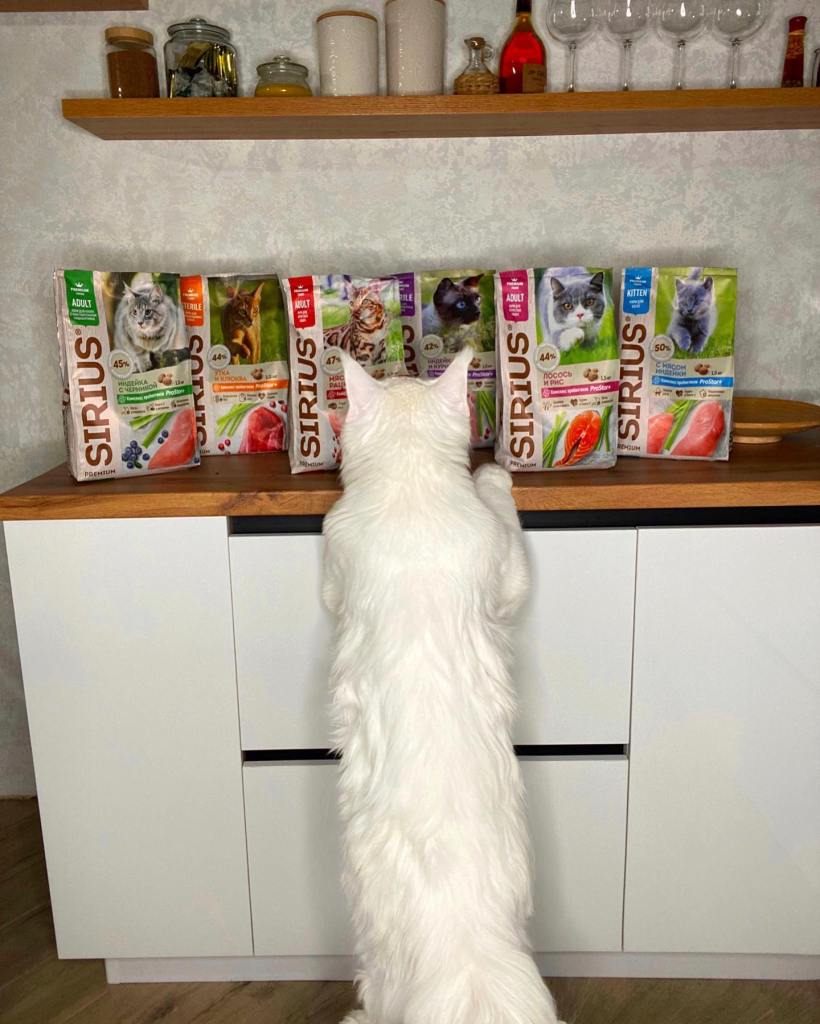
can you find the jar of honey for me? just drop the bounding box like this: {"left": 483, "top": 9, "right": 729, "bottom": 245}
{"left": 105, "top": 26, "right": 160, "bottom": 99}
{"left": 255, "top": 56, "right": 312, "bottom": 97}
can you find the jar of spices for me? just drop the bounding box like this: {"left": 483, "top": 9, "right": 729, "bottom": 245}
{"left": 164, "top": 17, "right": 238, "bottom": 98}
{"left": 255, "top": 56, "right": 313, "bottom": 97}
{"left": 105, "top": 26, "right": 160, "bottom": 99}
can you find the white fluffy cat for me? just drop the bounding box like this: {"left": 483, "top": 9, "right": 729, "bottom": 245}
{"left": 322, "top": 347, "right": 561, "bottom": 1024}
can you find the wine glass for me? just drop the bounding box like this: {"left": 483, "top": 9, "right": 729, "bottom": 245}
{"left": 657, "top": 0, "right": 708, "bottom": 90}
{"left": 604, "top": 0, "right": 653, "bottom": 91}
{"left": 711, "top": 1, "right": 768, "bottom": 89}
{"left": 546, "top": 0, "right": 597, "bottom": 93}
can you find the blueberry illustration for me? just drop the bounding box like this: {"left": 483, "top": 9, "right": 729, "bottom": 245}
{"left": 122, "top": 451, "right": 131, "bottom": 461}
{"left": 142, "top": 452, "right": 150, "bottom": 461}
{"left": 127, "top": 461, "right": 135, "bottom": 470}
{"left": 157, "top": 436, "right": 164, "bottom": 444}
{"left": 161, "top": 430, "right": 169, "bottom": 438}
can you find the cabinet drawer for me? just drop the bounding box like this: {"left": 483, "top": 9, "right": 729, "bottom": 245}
{"left": 230, "top": 534, "right": 334, "bottom": 750}
{"left": 231, "top": 529, "right": 635, "bottom": 749}
{"left": 514, "top": 529, "right": 635, "bottom": 745}
{"left": 243, "top": 757, "right": 627, "bottom": 955}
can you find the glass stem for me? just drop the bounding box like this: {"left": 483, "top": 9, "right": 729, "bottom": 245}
{"left": 621, "top": 39, "right": 632, "bottom": 91}
{"left": 729, "top": 38, "right": 740, "bottom": 89}
{"left": 568, "top": 41, "right": 577, "bottom": 93}
{"left": 675, "top": 38, "right": 686, "bottom": 90}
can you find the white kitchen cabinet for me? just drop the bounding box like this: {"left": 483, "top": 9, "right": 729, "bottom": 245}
{"left": 4, "top": 518, "right": 253, "bottom": 959}
{"left": 625, "top": 527, "right": 820, "bottom": 955}
{"left": 230, "top": 529, "right": 636, "bottom": 750}
{"left": 230, "top": 534, "right": 334, "bottom": 750}
{"left": 244, "top": 757, "right": 628, "bottom": 956}
{"left": 514, "top": 529, "right": 636, "bottom": 745}
{"left": 243, "top": 760, "right": 352, "bottom": 956}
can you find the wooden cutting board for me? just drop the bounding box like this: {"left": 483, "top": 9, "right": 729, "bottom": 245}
{"left": 733, "top": 397, "right": 820, "bottom": 444}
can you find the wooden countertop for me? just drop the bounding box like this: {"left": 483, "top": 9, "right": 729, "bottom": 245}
{"left": 1, "top": 433, "right": 819, "bottom": 521}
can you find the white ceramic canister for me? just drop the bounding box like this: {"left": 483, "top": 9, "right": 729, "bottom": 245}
{"left": 385, "top": 0, "right": 446, "bottom": 96}
{"left": 317, "top": 9, "right": 379, "bottom": 96}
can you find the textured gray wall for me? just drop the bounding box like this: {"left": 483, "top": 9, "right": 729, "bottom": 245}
{"left": 1, "top": 0, "right": 818, "bottom": 794}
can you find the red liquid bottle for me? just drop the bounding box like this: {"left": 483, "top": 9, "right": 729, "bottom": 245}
{"left": 781, "top": 15, "right": 807, "bottom": 87}
{"left": 500, "top": 0, "right": 547, "bottom": 94}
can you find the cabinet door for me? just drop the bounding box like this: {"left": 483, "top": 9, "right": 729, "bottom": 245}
{"left": 514, "top": 530, "right": 636, "bottom": 745}
{"left": 230, "top": 533, "right": 333, "bottom": 749}
{"left": 244, "top": 757, "right": 627, "bottom": 955}
{"left": 625, "top": 527, "right": 820, "bottom": 955}
{"left": 5, "top": 518, "right": 252, "bottom": 959}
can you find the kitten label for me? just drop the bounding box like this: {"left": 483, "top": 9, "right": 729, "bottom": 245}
{"left": 623, "top": 268, "right": 653, "bottom": 316}
{"left": 65, "top": 269, "right": 99, "bottom": 326}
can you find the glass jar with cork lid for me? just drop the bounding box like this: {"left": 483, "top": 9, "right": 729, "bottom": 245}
{"left": 105, "top": 26, "right": 160, "bottom": 99}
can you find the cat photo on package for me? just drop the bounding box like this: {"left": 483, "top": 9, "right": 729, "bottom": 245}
{"left": 618, "top": 266, "right": 736, "bottom": 461}
{"left": 284, "top": 274, "right": 405, "bottom": 474}
{"left": 181, "top": 274, "right": 289, "bottom": 456}
{"left": 395, "top": 269, "right": 497, "bottom": 448}
{"left": 496, "top": 266, "right": 620, "bottom": 472}
{"left": 55, "top": 270, "right": 199, "bottom": 483}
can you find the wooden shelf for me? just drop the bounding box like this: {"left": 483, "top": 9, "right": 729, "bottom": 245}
{"left": 61, "top": 89, "right": 820, "bottom": 141}
{"left": 2, "top": 432, "right": 819, "bottom": 521}
{"left": 1, "top": 2, "right": 148, "bottom": 10}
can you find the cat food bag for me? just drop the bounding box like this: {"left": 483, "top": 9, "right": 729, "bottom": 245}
{"left": 618, "top": 267, "right": 736, "bottom": 461}
{"left": 54, "top": 270, "right": 199, "bottom": 483}
{"left": 180, "top": 274, "right": 289, "bottom": 456}
{"left": 495, "top": 266, "right": 619, "bottom": 472}
{"left": 284, "top": 274, "right": 404, "bottom": 474}
{"left": 394, "top": 269, "right": 497, "bottom": 448}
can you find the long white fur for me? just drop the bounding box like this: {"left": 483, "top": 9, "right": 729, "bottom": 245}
{"left": 322, "top": 348, "right": 561, "bottom": 1024}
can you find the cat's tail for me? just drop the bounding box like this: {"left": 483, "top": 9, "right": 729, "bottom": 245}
{"left": 404, "top": 941, "right": 561, "bottom": 1024}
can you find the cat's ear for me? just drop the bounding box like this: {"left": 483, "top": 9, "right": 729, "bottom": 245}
{"left": 588, "top": 272, "right": 604, "bottom": 291}
{"left": 703, "top": 276, "right": 713, "bottom": 291}
{"left": 341, "top": 351, "right": 381, "bottom": 425}
{"left": 675, "top": 278, "right": 685, "bottom": 294}
{"left": 226, "top": 286, "right": 237, "bottom": 299}
{"left": 253, "top": 282, "right": 265, "bottom": 301}
{"left": 434, "top": 278, "right": 454, "bottom": 300}
{"left": 433, "top": 345, "right": 472, "bottom": 414}
{"left": 550, "top": 277, "right": 564, "bottom": 297}
{"left": 462, "top": 275, "right": 483, "bottom": 290}
{"left": 124, "top": 283, "right": 135, "bottom": 297}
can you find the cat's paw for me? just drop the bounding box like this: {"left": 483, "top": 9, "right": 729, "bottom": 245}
{"left": 340, "top": 1013, "right": 370, "bottom": 1024}
{"left": 474, "top": 463, "right": 513, "bottom": 492}
{"left": 560, "top": 326, "right": 585, "bottom": 348}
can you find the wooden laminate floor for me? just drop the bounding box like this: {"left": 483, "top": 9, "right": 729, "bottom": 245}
{"left": 1, "top": 799, "right": 817, "bottom": 1024}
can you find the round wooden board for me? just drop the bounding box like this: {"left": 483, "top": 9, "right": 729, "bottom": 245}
{"left": 734, "top": 397, "right": 820, "bottom": 444}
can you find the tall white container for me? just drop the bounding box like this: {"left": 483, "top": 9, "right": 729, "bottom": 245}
{"left": 317, "top": 10, "right": 379, "bottom": 96}
{"left": 385, "top": 0, "right": 446, "bottom": 96}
